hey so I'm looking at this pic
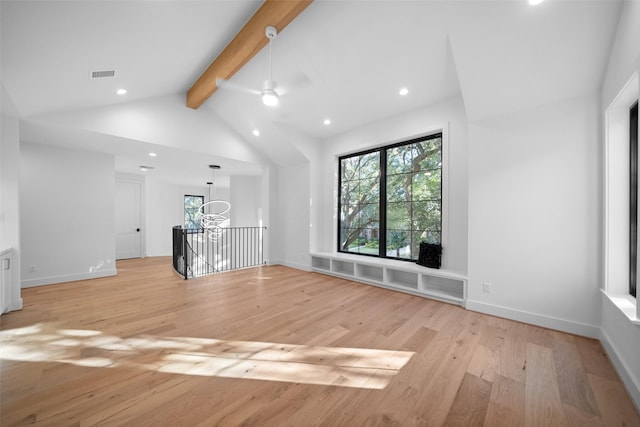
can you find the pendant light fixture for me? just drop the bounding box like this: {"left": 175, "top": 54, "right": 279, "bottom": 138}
{"left": 199, "top": 165, "right": 230, "bottom": 241}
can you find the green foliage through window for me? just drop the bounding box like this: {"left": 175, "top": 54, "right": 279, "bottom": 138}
{"left": 184, "top": 195, "right": 204, "bottom": 230}
{"left": 338, "top": 133, "right": 442, "bottom": 260}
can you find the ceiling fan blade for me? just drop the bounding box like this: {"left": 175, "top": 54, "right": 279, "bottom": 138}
{"left": 275, "top": 72, "right": 312, "bottom": 97}
{"left": 216, "top": 78, "right": 261, "bottom": 96}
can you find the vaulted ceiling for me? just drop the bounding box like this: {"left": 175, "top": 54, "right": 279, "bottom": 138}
{"left": 0, "top": 0, "right": 622, "bottom": 185}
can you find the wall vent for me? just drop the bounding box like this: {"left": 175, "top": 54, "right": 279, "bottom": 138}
{"left": 90, "top": 70, "right": 116, "bottom": 79}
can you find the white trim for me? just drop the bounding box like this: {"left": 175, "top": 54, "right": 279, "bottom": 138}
{"left": 465, "top": 299, "right": 600, "bottom": 339}
{"left": 271, "top": 260, "right": 312, "bottom": 272}
{"left": 600, "top": 327, "right": 640, "bottom": 413}
{"left": 601, "top": 289, "right": 640, "bottom": 326}
{"left": 8, "top": 298, "right": 23, "bottom": 311}
{"left": 441, "top": 123, "right": 451, "bottom": 269}
{"left": 21, "top": 268, "right": 117, "bottom": 288}
{"left": 603, "top": 71, "right": 640, "bottom": 316}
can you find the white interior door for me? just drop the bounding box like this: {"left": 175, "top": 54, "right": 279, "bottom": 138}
{"left": 116, "top": 181, "right": 141, "bottom": 259}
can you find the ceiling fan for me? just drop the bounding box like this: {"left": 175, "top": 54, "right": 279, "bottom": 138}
{"left": 216, "top": 25, "right": 282, "bottom": 107}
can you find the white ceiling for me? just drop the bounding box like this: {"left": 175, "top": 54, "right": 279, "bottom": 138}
{"left": 0, "top": 0, "right": 622, "bottom": 186}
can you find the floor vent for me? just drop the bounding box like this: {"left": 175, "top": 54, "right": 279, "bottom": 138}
{"left": 90, "top": 70, "right": 116, "bottom": 79}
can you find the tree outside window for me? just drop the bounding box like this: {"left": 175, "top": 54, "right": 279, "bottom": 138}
{"left": 339, "top": 151, "right": 380, "bottom": 255}
{"left": 184, "top": 195, "right": 204, "bottom": 230}
{"left": 338, "top": 133, "right": 442, "bottom": 261}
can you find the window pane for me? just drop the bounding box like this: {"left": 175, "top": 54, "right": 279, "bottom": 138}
{"left": 358, "top": 177, "right": 380, "bottom": 201}
{"left": 343, "top": 228, "right": 360, "bottom": 252}
{"left": 358, "top": 203, "right": 379, "bottom": 228}
{"left": 387, "top": 145, "right": 415, "bottom": 174}
{"left": 340, "top": 181, "right": 359, "bottom": 206}
{"left": 387, "top": 172, "right": 411, "bottom": 202}
{"left": 341, "top": 157, "right": 360, "bottom": 182}
{"left": 417, "top": 138, "right": 442, "bottom": 170}
{"left": 338, "top": 151, "right": 380, "bottom": 252}
{"left": 386, "top": 229, "right": 410, "bottom": 258}
{"left": 410, "top": 231, "right": 423, "bottom": 260}
{"left": 347, "top": 229, "right": 380, "bottom": 255}
{"left": 412, "top": 200, "right": 441, "bottom": 231}
{"left": 358, "top": 152, "right": 381, "bottom": 180}
{"left": 387, "top": 201, "right": 410, "bottom": 230}
{"left": 412, "top": 170, "right": 440, "bottom": 202}
{"left": 184, "top": 195, "right": 204, "bottom": 230}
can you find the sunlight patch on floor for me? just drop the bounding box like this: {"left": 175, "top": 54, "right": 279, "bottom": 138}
{"left": 1, "top": 323, "right": 413, "bottom": 389}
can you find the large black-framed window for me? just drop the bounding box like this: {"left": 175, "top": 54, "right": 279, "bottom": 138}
{"left": 338, "top": 133, "right": 442, "bottom": 261}
{"left": 630, "top": 101, "right": 638, "bottom": 298}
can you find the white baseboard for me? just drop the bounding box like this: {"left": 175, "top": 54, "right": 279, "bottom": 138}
{"left": 21, "top": 268, "right": 118, "bottom": 288}
{"left": 465, "top": 299, "right": 600, "bottom": 339}
{"left": 8, "top": 297, "right": 23, "bottom": 311}
{"left": 267, "top": 259, "right": 311, "bottom": 272}
{"left": 600, "top": 328, "right": 640, "bottom": 413}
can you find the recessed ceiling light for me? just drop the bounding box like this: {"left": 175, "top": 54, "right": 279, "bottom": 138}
{"left": 399, "top": 87, "right": 409, "bottom": 96}
{"left": 148, "top": 152, "right": 157, "bottom": 157}
{"left": 528, "top": 0, "right": 544, "bottom": 5}
{"left": 116, "top": 88, "right": 127, "bottom": 95}
{"left": 252, "top": 129, "right": 260, "bottom": 136}
{"left": 323, "top": 118, "right": 331, "bottom": 126}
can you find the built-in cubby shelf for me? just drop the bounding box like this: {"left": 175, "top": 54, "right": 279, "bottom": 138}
{"left": 355, "top": 264, "right": 384, "bottom": 283}
{"left": 386, "top": 269, "right": 419, "bottom": 290}
{"left": 332, "top": 259, "right": 355, "bottom": 276}
{"left": 310, "top": 252, "right": 467, "bottom": 306}
{"left": 311, "top": 256, "right": 331, "bottom": 271}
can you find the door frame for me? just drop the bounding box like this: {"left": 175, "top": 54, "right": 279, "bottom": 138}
{"left": 116, "top": 174, "right": 145, "bottom": 259}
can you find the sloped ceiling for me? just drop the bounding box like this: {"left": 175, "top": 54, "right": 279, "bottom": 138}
{"left": 447, "top": 0, "right": 620, "bottom": 122}
{"left": 0, "top": 0, "right": 622, "bottom": 185}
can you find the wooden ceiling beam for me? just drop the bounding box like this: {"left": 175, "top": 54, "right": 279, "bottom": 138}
{"left": 186, "top": 0, "right": 313, "bottom": 109}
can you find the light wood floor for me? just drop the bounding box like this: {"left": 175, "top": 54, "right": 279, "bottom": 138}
{"left": 1, "top": 257, "right": 638, "bottom": 426}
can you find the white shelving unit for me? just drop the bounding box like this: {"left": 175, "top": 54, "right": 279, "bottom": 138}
{"left": 310, "top": 252, "right": 467, "bottom": 306}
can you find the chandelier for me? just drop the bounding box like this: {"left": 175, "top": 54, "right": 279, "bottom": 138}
{"left": 199, "top": 165, "right": 230, "bottom": 241}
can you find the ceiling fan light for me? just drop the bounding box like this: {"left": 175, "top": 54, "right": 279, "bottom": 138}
{"left": 262, "top": 89, "right": 279, "bottom": 107}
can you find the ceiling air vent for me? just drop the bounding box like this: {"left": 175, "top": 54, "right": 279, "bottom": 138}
{"left": 90, "top": 70, "right": 116, "bottom": 79}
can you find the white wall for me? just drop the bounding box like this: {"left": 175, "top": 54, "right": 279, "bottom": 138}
{"left": 601, "top": 0, "right": 640, "bottom": 114}
{"left": 600, "top": 0, "right": 640, "bottom": 409}
{"left": 467, "top": 93, "right": 601, "bottom": 337}
{"left": 0, "top": 84, "right": 23, "bottom": 311}
{"left": 230, "top": 175, "right": 260, "bottom": 227}
{"left": 20, "top": 142, "right": 117, "bottom": 287}
{"left": 317, "top": 95, "right": 469, "bottom": 274}
{"left": 275, "top": 128, "right": 323, "bottom": 253}
{"left": 274, "top": 163, "right": 311, "bottom": 270}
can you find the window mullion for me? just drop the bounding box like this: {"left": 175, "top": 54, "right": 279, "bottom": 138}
{"left": 380, "top": 149, "right": 387, "bottom": 258}
{"left": 631, "top": 101, "right": 638, "bottom": 298}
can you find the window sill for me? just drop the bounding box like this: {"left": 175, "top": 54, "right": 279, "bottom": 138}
{"left": 601, "top": 289, "right": 640, "bottom": 326}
